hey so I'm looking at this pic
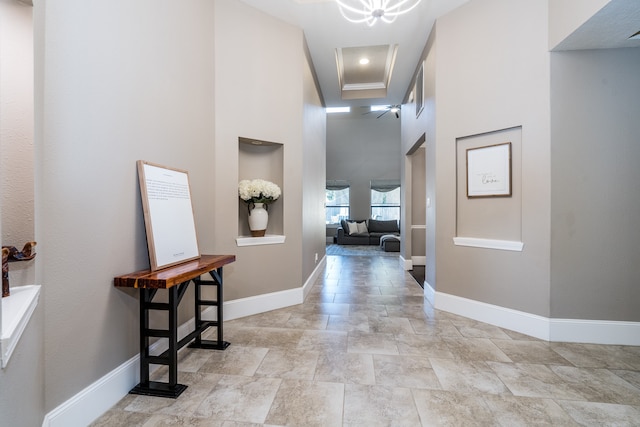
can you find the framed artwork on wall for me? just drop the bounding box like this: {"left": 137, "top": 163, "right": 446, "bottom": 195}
{"left": 466, "top": 142, "right": 512, "bottom": 198}
{"left": 415, "top": 61, "right": 424, "bottom": 118}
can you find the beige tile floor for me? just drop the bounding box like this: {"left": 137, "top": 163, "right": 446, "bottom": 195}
{"left": 92, "top": 254, "right": 640, "bottom": 426}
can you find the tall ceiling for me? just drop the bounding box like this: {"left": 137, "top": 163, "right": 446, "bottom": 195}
{"left": 238, "top": 0, "right": 470, "bottom": 108}
{"left": 237, "top": 0, "right": 640, "bottom": 109}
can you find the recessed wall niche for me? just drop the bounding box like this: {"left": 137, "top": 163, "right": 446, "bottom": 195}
{"left": 238, "top": 137, "right": 284, "bottom": 238}
{"left": 455, "top": 126, "right": 522, "bottom": 246}
{"left": 1, "top": 0, "right": 35, "bottom": 286}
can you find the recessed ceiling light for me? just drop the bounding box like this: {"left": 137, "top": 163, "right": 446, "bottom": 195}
{"left": 629, "top": 30, "right": 640, "bottom": 40}
{"left": 359, "top": 58, "right": 370, "bottom": 65}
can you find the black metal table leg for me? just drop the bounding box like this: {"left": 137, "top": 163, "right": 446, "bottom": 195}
{"left": 129, "top": 287, "right": 187, "bottom": 398}
{"left": 139, "top": 288, "right": 150, "bottom": 385}
{"left": 167, "top": 286, "right": 179, "bottom": 390}
{"left": 189, "top": 267, "right": 230, "bottom": 350}
{"left": 215, "top": 267, "right": 227, "bottom": 348}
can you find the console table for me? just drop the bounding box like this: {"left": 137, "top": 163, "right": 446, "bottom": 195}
{"left": 114, "top": 254, "right": 235, "bottom": 398}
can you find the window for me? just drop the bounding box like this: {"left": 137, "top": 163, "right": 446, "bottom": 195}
{"left": 326, "top": 106, "right": 350, "bottom": 113}
{"left": 371, "top": 181, "right": 400, "bottom": 221}
{"left": 326, "top": 181, "right": 349, "bottom": 224}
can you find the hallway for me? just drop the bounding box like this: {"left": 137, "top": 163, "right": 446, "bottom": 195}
{"left": 92, "top": 254, "right": 640, "bottom": 426}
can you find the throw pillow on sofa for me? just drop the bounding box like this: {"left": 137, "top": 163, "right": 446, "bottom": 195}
{"left": 346, "top": 221, "right": 368, "bottom": 235}
{"left": 368, "top": 219, "right": 399, "bottom": 233}
{"left": 346, "top": 221, "right": 359, "bottom": 235}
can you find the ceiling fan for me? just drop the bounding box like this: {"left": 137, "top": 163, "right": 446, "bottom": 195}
{"left": 364, "top": 104, "right": 401, "bottom": 118}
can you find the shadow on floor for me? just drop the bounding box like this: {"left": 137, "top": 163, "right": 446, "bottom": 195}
{"left": 409, "top": 266, "right": 425, "bottom": 288}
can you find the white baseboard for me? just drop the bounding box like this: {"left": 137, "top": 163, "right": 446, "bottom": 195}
{"left": 41, "top": 270, "right": 323, "bottom": 427}
{"left": 435, "top": 292, "right": 550, "bottom": 340}
{"left": 42, "top": 317, "right": 198, "bottom": 427}
{"left": 215, "top": 255, "right": 325, "bottom": 321}
{"left": 400, "top": 255, "right": 412, "bottom": 270}
{"left": 220, "top": 288, "right": 302, "bottom": 321}
{"left": 434, "top": 291, "right": 640, "bottom": 345}
{"left": 304, "top": 255, "right": 326, "bottom": 301}
{"left": 42, "top": 353, "right": 139, "bottom": 427}
{"left": 423, "top": 281, "right": 435, "bottom": 306}
{"left": 549, "top": 318, "right": 640, "bottom": 345}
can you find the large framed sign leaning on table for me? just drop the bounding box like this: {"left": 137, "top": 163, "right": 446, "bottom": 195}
{"left": 137, "top": 160, "right": 201, "bottom": 271}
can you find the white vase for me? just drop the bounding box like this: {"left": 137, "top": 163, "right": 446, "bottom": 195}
{"left": 248, "top": 203, "right": 268, "bottom": 237}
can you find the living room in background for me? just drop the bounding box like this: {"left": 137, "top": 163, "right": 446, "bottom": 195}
{"left": 370, "top": 180, "right": 400, "bottom": 221}
{"left": 325, "top": 180, "right": 350, "bottom": 225}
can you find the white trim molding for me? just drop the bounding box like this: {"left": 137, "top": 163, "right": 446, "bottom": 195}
{"left": 236, "top": 234, "right": 286, "bottom": 247}
{"left": 453, "top": 237, "right": 523, "bottom": 252}
{"left": 434, "top": 291, "right": 640, "bottom": 346}
{"left": 423, "top": 281, "right": 435, "bottom": 306}
{"left": 217, "top": 255, "right": 325, "bottom": 321}
{"left": 42, "top": 353, "right": 139, "bottom": 427}
{"left": 1, "top": 285, "right": 41, "bottom": 368}
{"left": 400, "top": 255, "right": 412, "bottom": 270}
{"left": 549, "top": 318, "right": 640, "bottom": 345}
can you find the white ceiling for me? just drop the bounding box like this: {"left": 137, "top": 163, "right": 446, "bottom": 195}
{"left": 238, "top": 0, "right": 640, "bottom": 109}
{"left": 553, "top": 0, "right": 640, "bottom": 51}
{"left": 238, "top": 0, "right": 469, "bottom": 108}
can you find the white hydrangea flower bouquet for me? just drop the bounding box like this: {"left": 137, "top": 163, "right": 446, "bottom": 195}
{"left": 238, "top": 179, "right": 281, "bottom": 210}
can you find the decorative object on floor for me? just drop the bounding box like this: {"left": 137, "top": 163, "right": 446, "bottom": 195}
{"left": 238, "top": 179, "right": 281, "bottom": 237}
{"left": 336, "top": 0, "right": 421, "bottom": 26}
{"left": 2, "top": 241, "right": 37, "bottom": 297}
{"left": 379, "top": 234, "right": 401, "bottom": 252}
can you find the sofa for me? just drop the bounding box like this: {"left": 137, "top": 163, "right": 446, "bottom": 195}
{"left": 336, "top": 219, "right": 400, "bottom": 248}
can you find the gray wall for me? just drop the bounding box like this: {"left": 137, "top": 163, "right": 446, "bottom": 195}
{"left": 400, "top": 28, "right": 436, "bottom": 277}
{"left": 301, "top": 48, "right": 327, "bottom": 279}
{"left": 212, "top": 0, "right": 324, "bottom": 300}
{"left": 18, "top": 0, "right": 325, "bottom": 421}
{"left": 550, "top": 47, "right": 640, "bottom": 321}
{"left": 410, "top": 147, "right": 426, "bottom": 259}
{"left": 0, "top": 1, "right": 45, "bottom": 425}
{"left": 401, "top": 0, "right": 640, "bottom": 325}
{"left": 38, "top": 0, "right": 217, "bottom": 412}
{"left": 326, "top": 112, "right": 401, "bottom": 222}
{"left": 402, "top": 0, "right": 553, "bottom": 316}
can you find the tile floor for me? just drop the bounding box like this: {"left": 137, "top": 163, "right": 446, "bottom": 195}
{"left": 92, "top": 254, "right": 640, "bottom": 426}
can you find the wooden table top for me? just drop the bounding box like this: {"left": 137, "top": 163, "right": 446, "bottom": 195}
{"left": 114, "top": 254, "right": 236, "bottom": 289}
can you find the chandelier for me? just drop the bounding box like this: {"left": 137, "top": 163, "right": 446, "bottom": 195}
{"left": 336, "top": 0, "right": 422, "bottom": 26}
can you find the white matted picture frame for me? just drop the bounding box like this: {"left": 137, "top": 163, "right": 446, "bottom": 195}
{"left": 137, "top": 160, "right": 201, "bottom": 270}
{"left": 466, "top": 142, "right": 512, "bottom": 198}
